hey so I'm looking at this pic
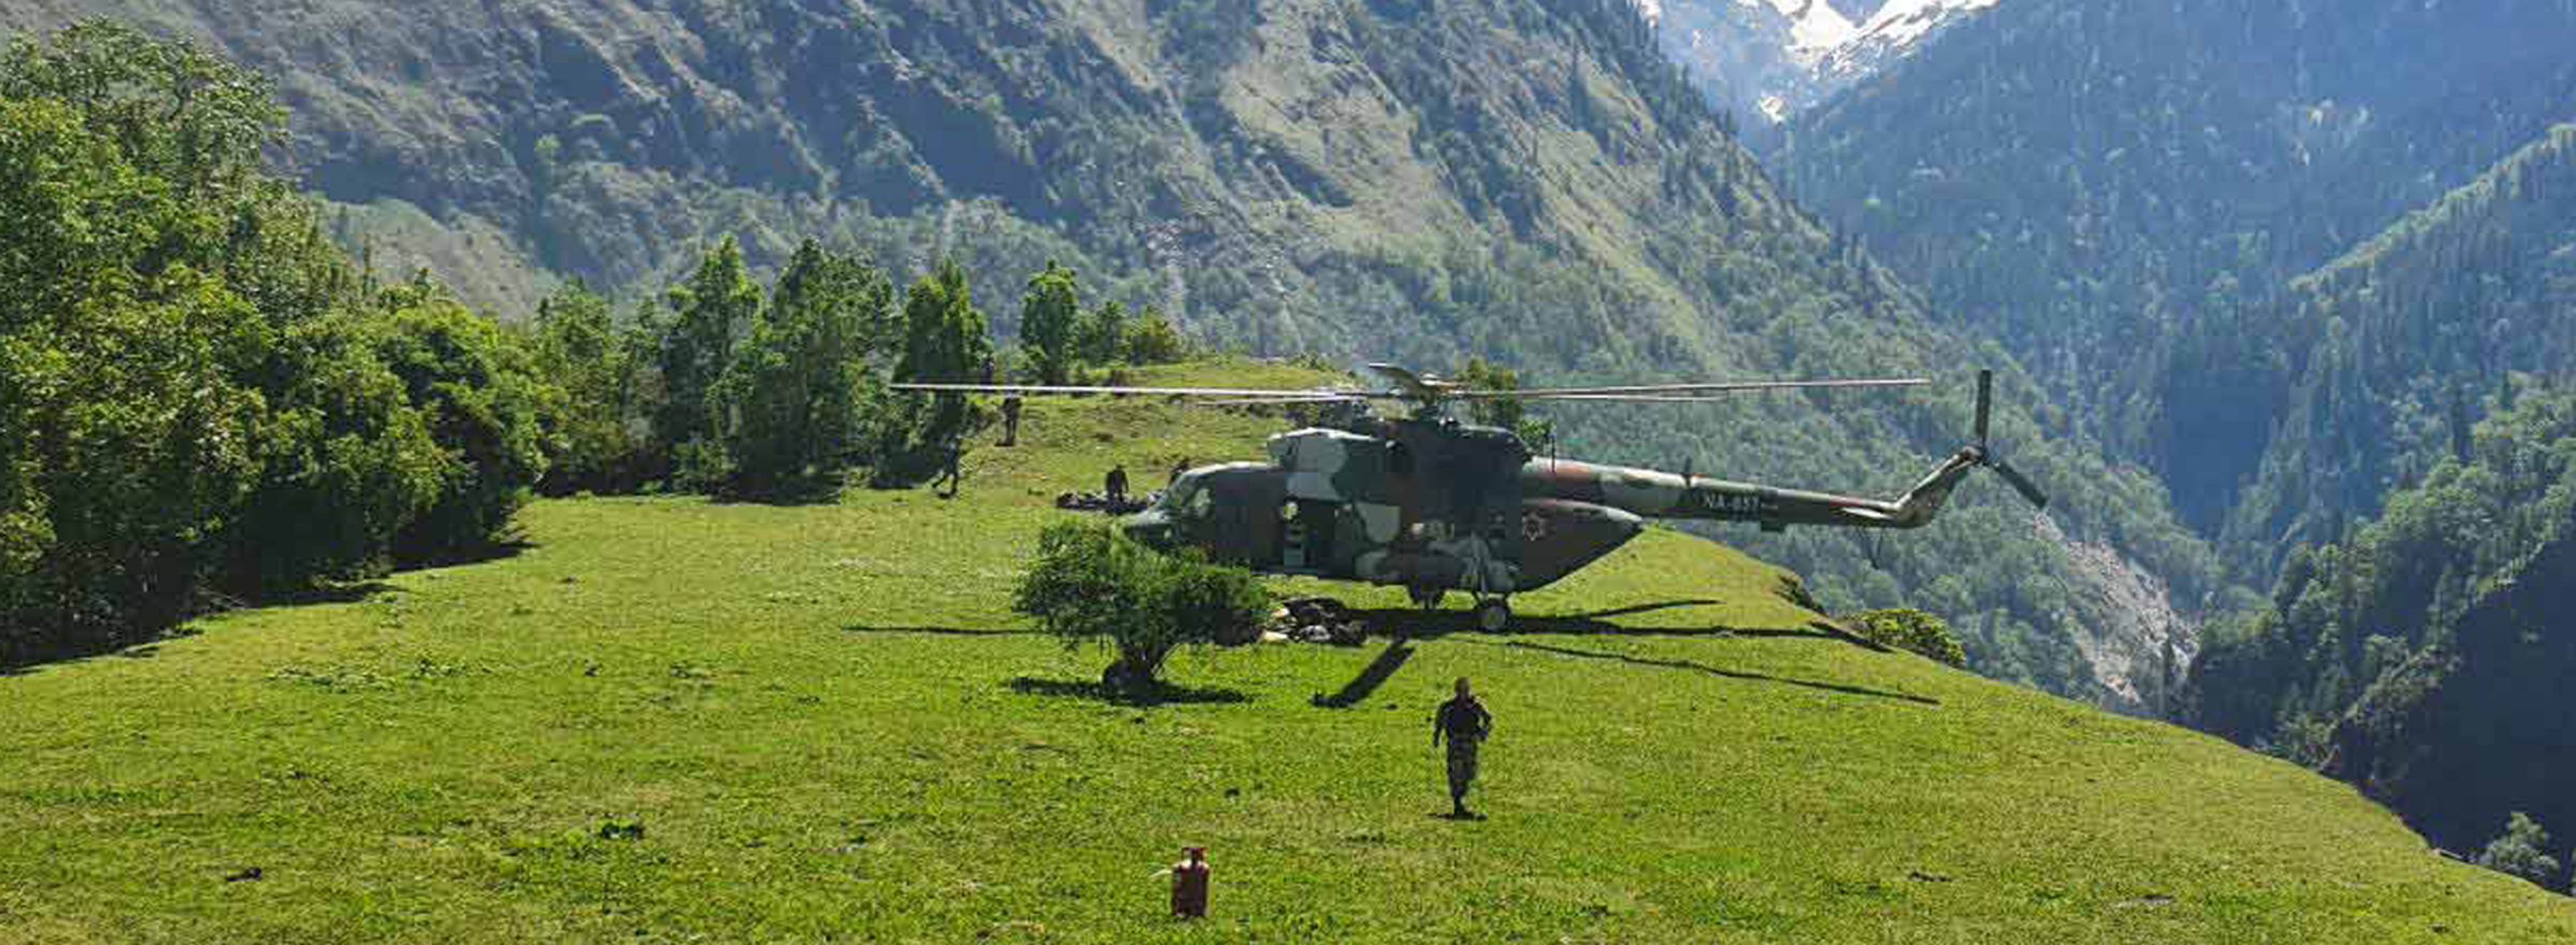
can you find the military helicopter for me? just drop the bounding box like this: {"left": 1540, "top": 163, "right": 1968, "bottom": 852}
{"left": 896, "top": 366, "right": 2046, "bottom": 631}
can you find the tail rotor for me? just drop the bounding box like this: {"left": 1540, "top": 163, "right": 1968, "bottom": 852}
{"left": 1972, "top": 369, "right": 2049, "bottom": 510}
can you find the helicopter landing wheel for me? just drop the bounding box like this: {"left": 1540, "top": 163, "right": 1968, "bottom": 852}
{"left": 1473, "top": 598, "right": 1511, "bottom": 633}
{"left": 1408, "top": 585, "right": 1447, "bottom": 610}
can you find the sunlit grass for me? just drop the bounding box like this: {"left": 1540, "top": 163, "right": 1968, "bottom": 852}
{"left": 1, "top": 358, "right": 2563, "bottom": 943}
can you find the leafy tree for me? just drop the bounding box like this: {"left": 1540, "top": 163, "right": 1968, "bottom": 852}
{"left": 372, "top": 280, "right": 562, "bottom": 564}
{"left": 1455, "top": 357, "right": 1525, "bottom": 432}
{"left": 1123, "top": 304, "right": 1189, "bottom": 365}
{"left": 658, "top": 236, "right": 760, "bottom": 488}
{"left": 1075, "top": 299, "right": 1128, "bottom": 369}
{"left": 894, "top": 258, "right": 992, "bottom": 450}
{"left": 531, "top": 281, "right": 644, "bottom": 495}
{"left": 722, "top": 239, "right": 895, "bottom": 495}
{"left": 1012, "top": 522, "right": 1270, "bottom": 691}
{"left": 0, "top": 23, "right": 547, "bottom": 662}
{"left": 2475, "top": 812, "right": 2563, "bottom": 889}
{"left": 1019, "top": 259, "right": 1080, "bottom": 384}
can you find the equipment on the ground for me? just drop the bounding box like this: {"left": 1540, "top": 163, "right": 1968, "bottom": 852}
{"left": 895, "top": 364, "right": 2046, "bottom": 630}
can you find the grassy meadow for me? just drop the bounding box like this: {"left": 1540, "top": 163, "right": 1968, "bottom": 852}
{"left": 1, "top": 360, "right": 2567, "bottom": 943}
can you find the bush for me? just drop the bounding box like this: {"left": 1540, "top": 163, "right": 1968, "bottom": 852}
{"left": 2475, "top": 811, "right": 2565, "bottom": 889}
{"left": 1848, "top": 608, "right": 1968, "bottom": 667}
{"left": 1012, "top": 521, "right": 1270, "bottom": 689}
{"left": 373, "top": 286, "right": 562, "bottom": 564}
{"left": 1123, "top": 305, "right": 1189, "bottom": 365}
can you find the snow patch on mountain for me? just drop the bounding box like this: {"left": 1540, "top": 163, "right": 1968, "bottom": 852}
{"left": 1768, "top": 0, "right": 1858, "bottom": 59}
{"left": 1644, "top": 0, "right": 2002, "bottom": 124}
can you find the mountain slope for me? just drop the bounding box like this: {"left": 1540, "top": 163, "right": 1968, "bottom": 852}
{"left": 2186, "top": 379, "right": 2576, "bottom": 856}
{"left": 1769, "top": 0, "right": 2576, "bottom": 582}
{"left": 0, "top": 1, "right": 2221, "bottom": 702}
{"left": 1, "top": 369, "right": 2564, "bottom": 941}
{"left": 2210, "top": 124, "right": 2576, "bottom": 571}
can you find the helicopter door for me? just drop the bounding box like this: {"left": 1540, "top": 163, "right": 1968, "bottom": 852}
{"left": 1279, "top": 499, "right": 1340, "bottom": 573}
{"left": 1201, "top": 469, "right": 1287, "bottom": 566}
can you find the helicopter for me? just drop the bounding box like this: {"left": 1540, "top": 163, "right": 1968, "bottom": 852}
{"left": 895, "top": 365, "right": 2047, "bottom": 631}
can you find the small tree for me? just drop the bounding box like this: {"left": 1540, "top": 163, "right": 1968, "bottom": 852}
{"left": 1013, "top": 522, "right": 1270, "bottom": 691}
{"left": 1019, "top": 260, "right": 1080, "bottom": 385}
{"left": 1848, "top": 608, "right": 1968, "bottom": 668}
{"left": 1123, "top": 304, "right": 1189, "bottom": 365}
{"left": 657, "top": 236, "right": 760, "bottom": 480}
{"left": 1075, "top": 299, "right": 1128, "bottom": 369}
{"left": 1455, "top": 357, "right": 1525, "bottom": 432}
{"left": 893, "top": 258, "right": 991, "bottom": 450}
{"left": 2475, "top": 811, "right": 2563, "bottom": 888}
{"left": 531, "top": 281, "right": 643, "bottom": 495}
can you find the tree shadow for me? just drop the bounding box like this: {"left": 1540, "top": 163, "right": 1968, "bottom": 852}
{"left": 1006, "top": 676, "right": 1249, "bottom": 707}
{"left": 1, "top": 631, "right": 187, "bottom": 678}
{"left": 713, "top": 474, "right": 849, "bottom": 507}
{"left": 841, "top": 623, "right": 1043, "bottom": 637}
{"left": 265, "top": 581, "right": 404, "bottom": 607}
{"left": 1312, "top": 640, "right": 1416, "bottom": 708}
{"left": 394, "top": 533, "right": 537, "bottom": 571}
{"left": 1467, "top": 639, "right": 1939, "bottom": 707}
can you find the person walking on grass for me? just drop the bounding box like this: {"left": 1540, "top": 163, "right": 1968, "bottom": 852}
{"left": 935, "top": 437, "right": 964, "bottom": 497}
{"left": 1433, "top": 677, "right": 1493, "bottom": 818}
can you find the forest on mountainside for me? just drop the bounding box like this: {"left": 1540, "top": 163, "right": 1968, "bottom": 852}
{"left": 0, "top": 1, "right": 2233, "bottom": 703}
{"left": 0, "top": 23, "right": 1188, "bottom": 666}
{"left": 2185, "top": 379, "right": 2576, "bottom": 863}
{"left": 1761, "top": 0, "right": 2576, "bottom": 870}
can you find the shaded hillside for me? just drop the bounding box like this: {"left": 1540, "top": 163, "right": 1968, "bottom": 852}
{"left": 1772, "top": 0, "right": 2576, "bottom": 537}
{"left": 2186, "top": 384, "right": 2576, "bottom": 856}
{"left": 1, "top": 369, "right": 2565, "bottom": 941}
{"left": 2207, "top": 125, "right": 2576, "bottom": 573}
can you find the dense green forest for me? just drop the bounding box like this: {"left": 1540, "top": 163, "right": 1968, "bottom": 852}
{"left": 2185, "top": 380, "right": 2576, "bottom": 863}
{"left": 0, "top": 3, "right": 2235, "bottom": 704}
{"left": 0, "top": 23, "right": 1181, "bottom": 665}
{"left": 1775, "top": 0, "right": 2576, "bottom": 541}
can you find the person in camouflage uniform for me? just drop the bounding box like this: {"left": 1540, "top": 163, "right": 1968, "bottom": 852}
{"left": 1433, "top": 677, "right": 1493, "bottom": 818}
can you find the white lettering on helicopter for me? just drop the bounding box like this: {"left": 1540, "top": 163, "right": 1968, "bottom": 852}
{"left": 1691, "top": 491, "right": 1765, "bottom": 516}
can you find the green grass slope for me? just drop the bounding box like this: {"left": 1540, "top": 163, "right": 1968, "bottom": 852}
{"left": 1, "top": 362, "right": 2561, "bottom": 943}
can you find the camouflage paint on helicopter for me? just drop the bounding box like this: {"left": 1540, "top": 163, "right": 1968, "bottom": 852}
{"left": 904, "top": 366, "right": 2044, "bottom": 630}
{"left": 1127, "top": 411, "right": 2001, "bottom": 611}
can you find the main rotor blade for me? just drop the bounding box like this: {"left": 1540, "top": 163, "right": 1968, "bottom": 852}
{"left": 1448, "top": 377, "right": 1930, "bottom": 398}
{"left": 1362, "top": 363, "right": 1443, "bottom": 399}
{"left": 890, "top": 382, "right": 1380, "bottom": 399}
{"left": 1989, "top": 458, "right": 2050, "bottom": 510}
{"left": 1975, "top": 369, "right": 1994, "bottom": 446}
{"left": 1196, "top": 395, "right": 1366, "bottom": 406}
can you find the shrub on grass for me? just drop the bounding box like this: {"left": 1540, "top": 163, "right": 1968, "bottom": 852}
{"left": 1013, "top": 522, "right": 1270, "bottom": 690}
{"left": 1848, "top": 608, "right": 1968, "bottom": 668}
{"left": 2474, "top": 811, "right": 2564, "bottom": 889}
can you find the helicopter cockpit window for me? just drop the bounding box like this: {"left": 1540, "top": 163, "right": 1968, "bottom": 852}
{"left": 1155, "top": 475, "right": 1204, "bottom": 517}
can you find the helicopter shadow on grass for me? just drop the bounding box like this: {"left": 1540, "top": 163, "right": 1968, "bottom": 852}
{"left": 1456, "top": 638, "right": 1940, "bottom": 707}
{"left": 1312, "top": 598, "right": 1930, "bottom": 707}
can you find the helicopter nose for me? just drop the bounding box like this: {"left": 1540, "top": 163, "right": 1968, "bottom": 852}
{"left": 1121, "top": 513, "right": 1174, "bottom": 548}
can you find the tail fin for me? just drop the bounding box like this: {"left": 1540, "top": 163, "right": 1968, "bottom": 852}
{"left": 1888, "top": 370, "right": 2048, "bottom": 525}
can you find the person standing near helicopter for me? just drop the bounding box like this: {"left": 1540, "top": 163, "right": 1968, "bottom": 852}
{"left": 1433, "top": 677, "right": 1493, "bottom": 818}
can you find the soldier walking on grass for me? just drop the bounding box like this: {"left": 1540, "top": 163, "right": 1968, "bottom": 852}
{"left": 935, "top": 437, "right": 964, "bottom": 497}
{"left": 1433, "top": 677, "right": 1493, "bottom": 818}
